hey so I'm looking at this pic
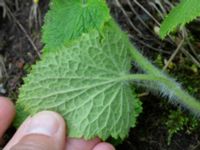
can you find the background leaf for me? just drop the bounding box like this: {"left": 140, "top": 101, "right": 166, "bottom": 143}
{"left": 160, "top": 0, "right": 200, "bottom": 39}
{"left": 42, "top": 0, "right": 110, "bottom": 52}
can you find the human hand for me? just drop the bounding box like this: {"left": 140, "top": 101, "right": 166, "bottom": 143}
{"left": 0, "top": 97, "right": 115, "bottom": 150}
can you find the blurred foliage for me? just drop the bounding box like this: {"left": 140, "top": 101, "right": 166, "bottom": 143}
{"left": 166, "top": 109, "right": 199, "bottom": 145}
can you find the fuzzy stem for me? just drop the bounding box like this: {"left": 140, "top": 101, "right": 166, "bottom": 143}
{"left": 127, "top": 44, "right": 200, "bottom": 114}
{"left": 123, "top": 73, "right": 200, "bottom": 115}
{"left": 129, "top": 46, "right": 164, "bottom": 76}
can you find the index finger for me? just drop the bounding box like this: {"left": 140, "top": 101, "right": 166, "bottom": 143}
{"left": 0, "top": 97, "right": 16, "bottom": 138}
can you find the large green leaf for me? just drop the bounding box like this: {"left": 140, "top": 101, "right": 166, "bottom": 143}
{"left": 15, "top": 22, "right": 142, "bottom": 140}
{"left": 42, "top": 0, "right": 110, "bottom": 52}
{"left": 14, "top": 0, "right": 200, "bottom": 143}
{"left": 160, "top": 0, "right": 200, "bottom": 39}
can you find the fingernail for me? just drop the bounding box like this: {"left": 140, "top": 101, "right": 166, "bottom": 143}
{"left": 27, "top": 111, "right": 59, "bottom": 136}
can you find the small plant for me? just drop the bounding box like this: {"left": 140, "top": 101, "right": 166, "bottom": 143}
{"left": 15, "top": 0, "right": 200, "bottom": 141}
{"left": 166, "top": 109, "right": 199, "bottom": 145}
{"left": 160, "top": 0, "right": 200, "bottom": 38}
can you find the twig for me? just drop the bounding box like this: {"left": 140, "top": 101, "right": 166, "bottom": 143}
{"left": 183, "top": 28, "right": 200, "bottom": 62}
{"left": 15, "top": 0, "right": 19, "bottom": 10}
{"left": 127, "top": 0, "right": 151, "bottom": 32}
{"left": 115, "top": 0, "right": 142, "bottom": 35}
{"left": 166, "top": 31, "right": 200, "bottom": 69}
{"left": 181, "top": 48, "right": 200, "bottom": 68}
{"left": 5, "top": 4, "right": 41, "bottom": 58}
{"left": 162, "top": 39, "right": 184, "bottom": 71}
{"left": 138, "top": 92, "right": 149, "bottom": 97}
{"left": 0, "top": 55, "right": 8, "bottom": 79}
{"left": 148, "top": 1, "right": 165, "bottom": 19}
{"left": 132, "top": 0, "right": 160, "bottom": 26}
{"left": 0, "top": 0, "right": 7, "bottom": 18}
{"left": 154, "top": 0, "right": 167, "bottom": 15}
{"left": 129, "top": 35, "right": 171, "bottom": 54}
{"left": 191, "top": 141, "right": 200, "bottom": 150}
{"left": 164, "top": 0, "right": 175, "bottom": 9}
{"left": 29, "top": 1, "right": 42, "bottom": 29}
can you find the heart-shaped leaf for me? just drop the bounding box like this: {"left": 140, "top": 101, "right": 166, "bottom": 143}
{"left": 16, "top": 23, "right": 142, "bottom": 140}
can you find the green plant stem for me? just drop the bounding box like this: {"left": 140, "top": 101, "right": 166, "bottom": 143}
{"left": 124, "top": 73, "right": 200, "bottom": 115}
{"left": 128, "top": 43, "right": 200, "bottom": 114}
{"left": 129, "top": 47, "right": 163, "bottom": 76}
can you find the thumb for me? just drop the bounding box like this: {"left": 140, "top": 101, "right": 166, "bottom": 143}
{"left": 10, "top": 134, "right": 61, "bottom": 150}
{"left": 4, "top": 111, "right": 66, "bottom": 150}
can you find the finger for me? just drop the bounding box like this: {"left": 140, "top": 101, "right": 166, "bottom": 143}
{"left": 93, "top": 142, "right": 115, "bottom": 150}
{"left": 4, "top": 111, "right": 66, "bottom": 150}
{"left": 0, "top": 97, "right": 15, "bottom": 138}
{"left": 66, "top": 137, "right": 100, "bottom": 150}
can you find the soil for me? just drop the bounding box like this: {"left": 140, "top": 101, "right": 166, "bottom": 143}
{"left": 0, "top": 0, "right": 200, "bottom": 149}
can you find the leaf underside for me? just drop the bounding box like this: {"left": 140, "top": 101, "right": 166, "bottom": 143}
{"left": 160, "top": 0, "right": 200, "bottom": 38}
{"left": 42, "top": 0, "right": 110, "bottom": 52}
{"left": 15, "top": 22, "right": 142, "bottom": 140}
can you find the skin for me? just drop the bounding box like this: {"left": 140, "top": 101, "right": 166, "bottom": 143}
{"left": 0, "top": 97, "right": 115, "bottom": 150}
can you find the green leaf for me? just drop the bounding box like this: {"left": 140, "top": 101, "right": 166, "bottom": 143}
{"left": 15, "top": 22, "right": 142, "bottom": 140}
{"left": 16, "top": 0, "right": 200, "bottom": 142}
{"left": 42, "top": 0, "right": 110, "bottom": 52}
{"left": 160, "top": 0, "right": 200, "bottom": 39}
